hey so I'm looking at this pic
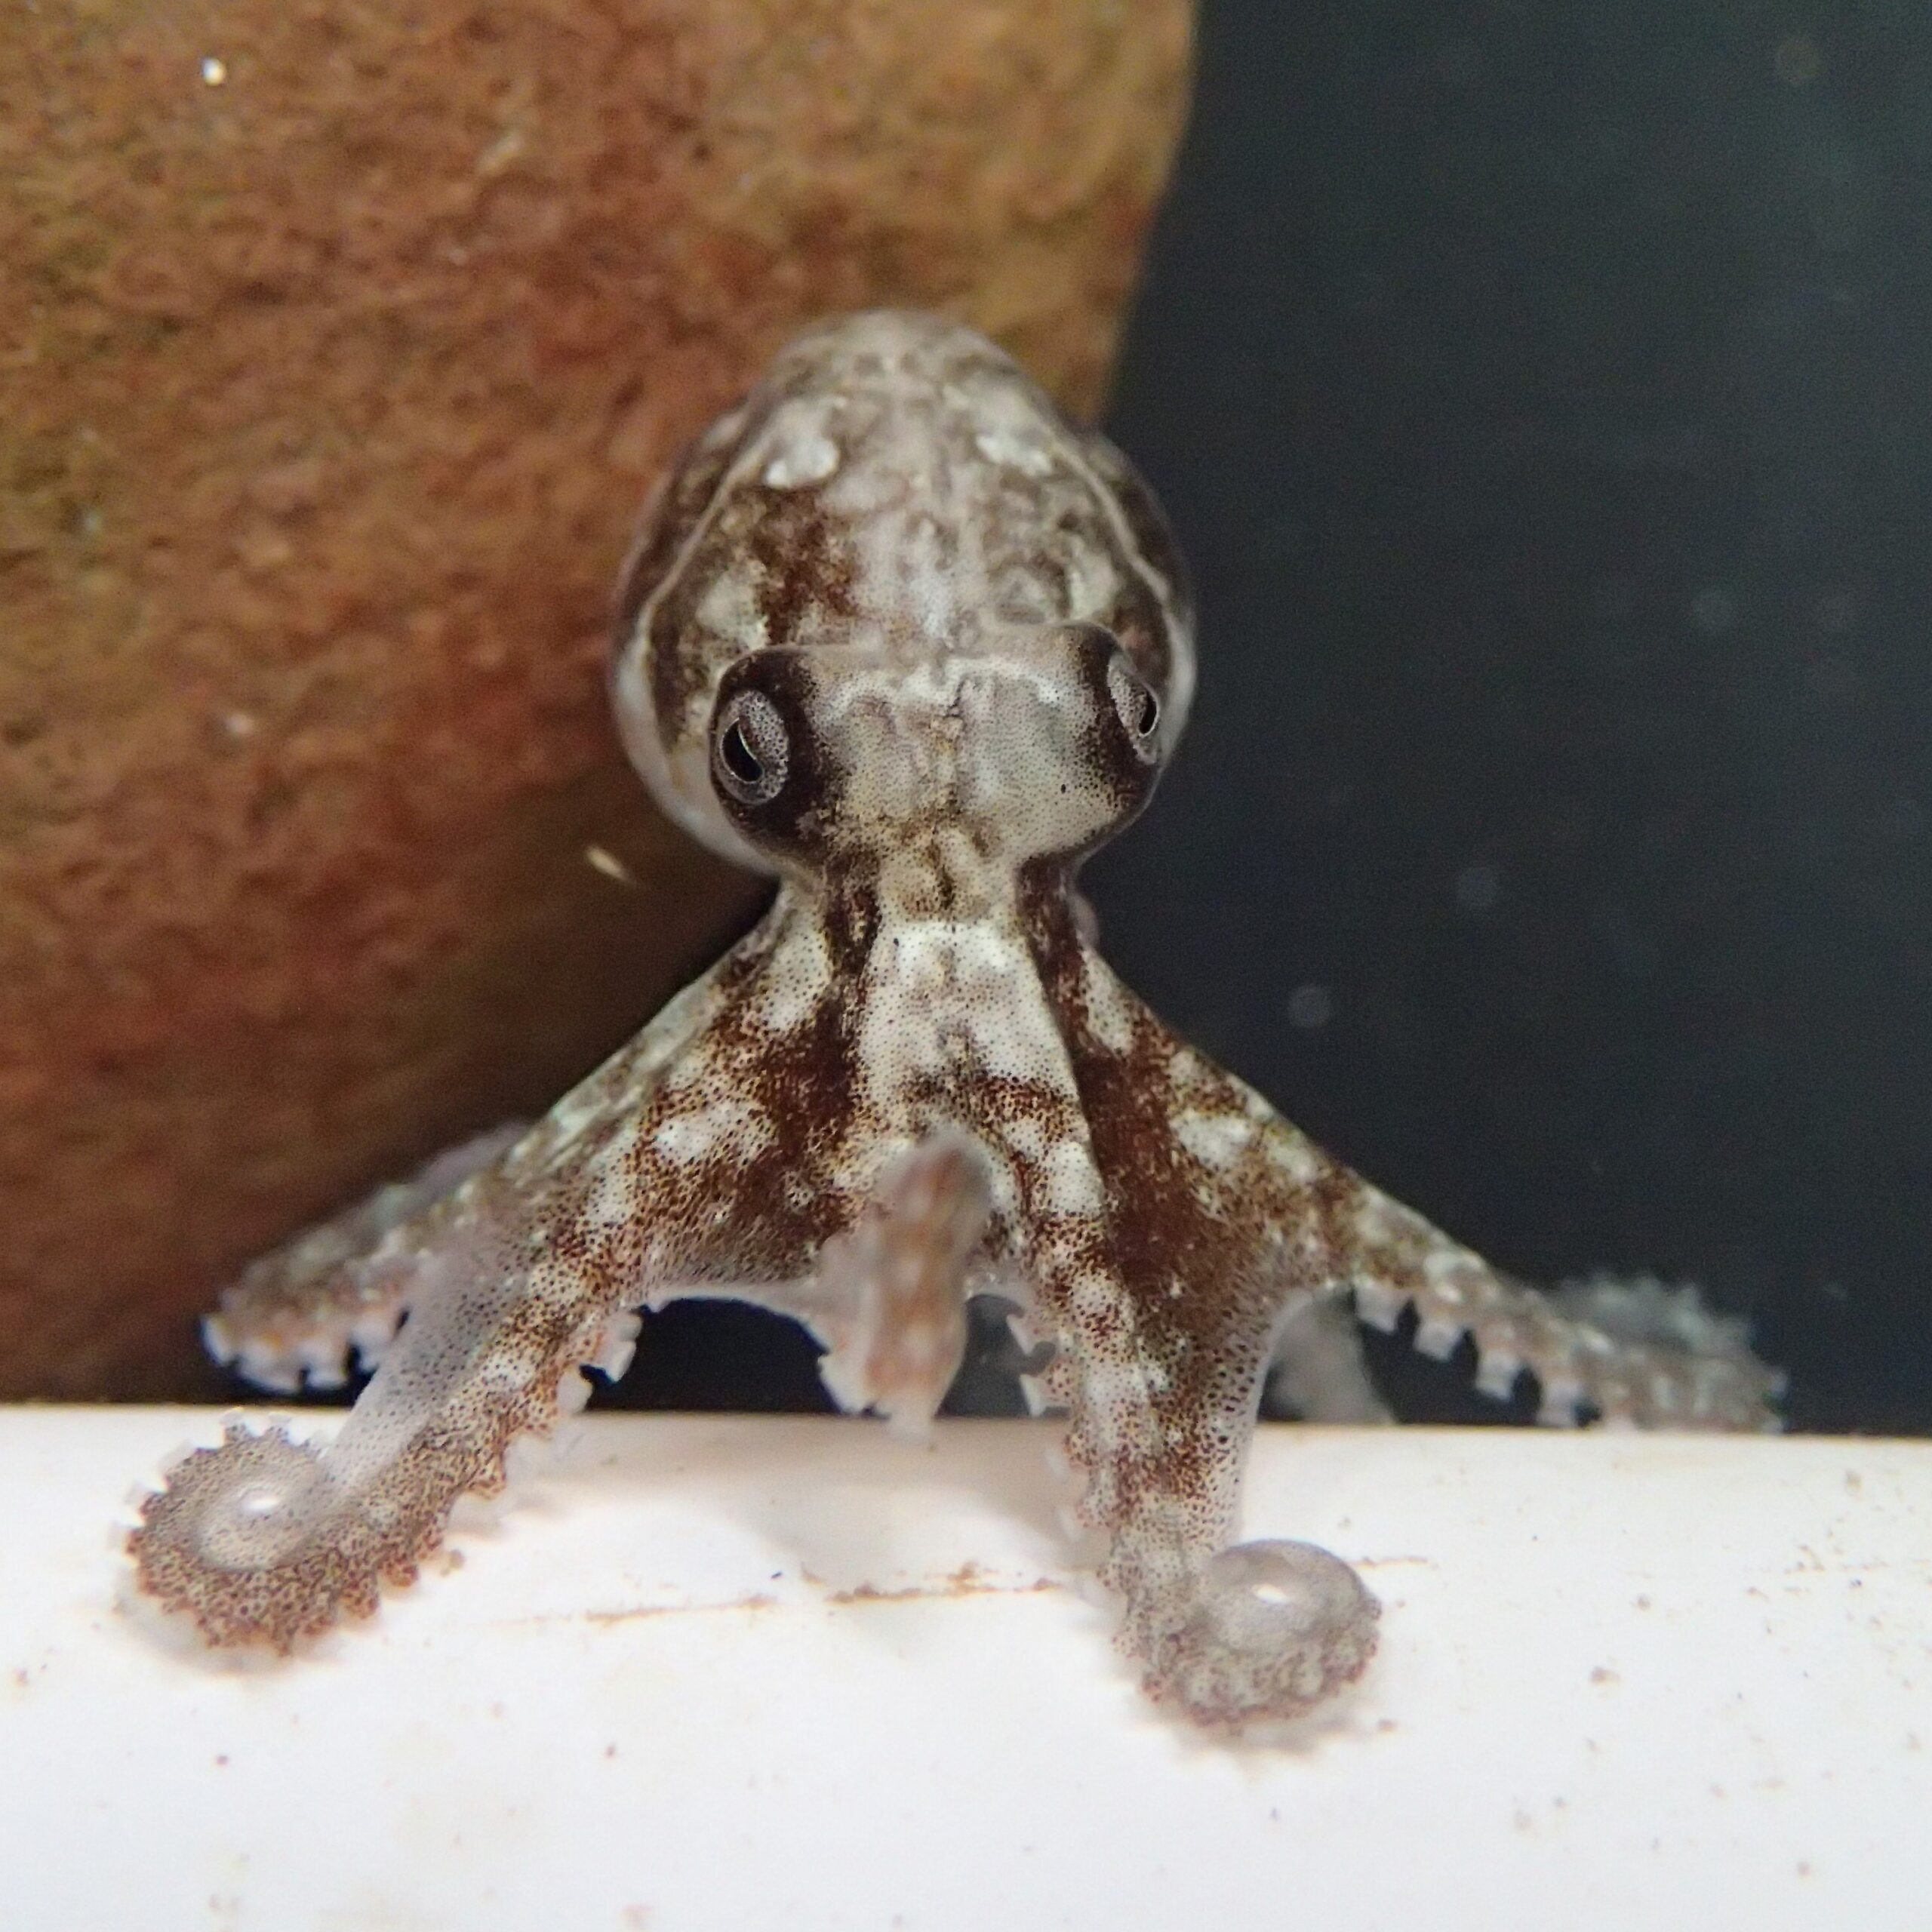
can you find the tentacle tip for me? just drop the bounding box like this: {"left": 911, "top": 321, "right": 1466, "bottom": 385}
{"left": 1537, "top": 1377, "right": 1587, "bottom": 1426}
{"left": 589, "top": 1309, "right": 642, "bottom": 1384}
{"left": 817, "top": 1315, "right": 964, "bottom": 1432}
{"left": 1146, "top": 1539, "right": 1382, "bottom": 1730}
{"left": 118, "top": 1421, "right": 374, "bottom": 1656}
{"left": 1352, "top": 1281, "right": 1404, "bottom": 1333}
{"left": 200, "top": 1313, "right": 238, "bottom": 1366}
{"left": 814, "top": 1347, "right": 870, "bottom": 1418}
{"left": 1474, "top": 1353, "right": 1524, "bottom": 1401}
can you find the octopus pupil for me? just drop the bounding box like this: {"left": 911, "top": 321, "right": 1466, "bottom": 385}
{"left": 721, "top": 719, "right": 763, "bottom": 786}
{"left": 1134, "top": 686, "right": 1159, "bottom": 737}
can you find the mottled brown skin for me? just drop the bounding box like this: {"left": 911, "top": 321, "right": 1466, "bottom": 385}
{"left": 127, "top": 315, "right": 1781, "bottom": 1727}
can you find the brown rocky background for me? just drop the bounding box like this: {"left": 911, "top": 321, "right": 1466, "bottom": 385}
{"left": 0, "top": 0, "right": 1192, "bottom": 1397}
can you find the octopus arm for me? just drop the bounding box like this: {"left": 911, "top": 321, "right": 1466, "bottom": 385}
{"left": 1055, "top": 1096, "right": 1782, "bottom": 1726}
{"left": 1306, "top": 1151, "right": 1786, "bottom": 1431}
{"left": 195, "top": 938, "right": 759, "bottom": 1401}
{"left": 128, "top": 912, "right": 1007, "bottom": 1649}
{"left": 1044, "top": 949, "right": 1779, "bottom": 1728}
{"left": 1039, "top": 1245, "right": 1383, "bottom": 1730}
{"left": 128, "top": 1180, "right": 641, "bottom": 1650}
{"left": 704, "top": 1133, "right": 989, "bottom": 1435}
{"left": 1023, "top": 952, "right": 1384, "bottom": 1726}
{"left": 126, "top": 942, "right": 764, "bottom": 1650}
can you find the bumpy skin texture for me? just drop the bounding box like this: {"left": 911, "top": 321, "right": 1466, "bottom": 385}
{"left": 128, "top": 314, "right": 1782, "bottom": 1728}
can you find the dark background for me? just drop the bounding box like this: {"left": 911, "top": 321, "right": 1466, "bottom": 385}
{"left": 328, "top": 0, "right": 1932, "bottom": 1435}
{"left": 1091, "top": 0, "right": 1932, "bottom": 1434}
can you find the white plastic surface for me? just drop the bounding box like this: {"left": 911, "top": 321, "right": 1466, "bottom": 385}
{"left": 2, "top": 1408, "right": 1927, "bottom": 1930}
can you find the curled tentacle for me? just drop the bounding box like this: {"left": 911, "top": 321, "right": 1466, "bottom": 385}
{"left": 1070, "top": 1378, "right": 1384, "bottom": 1731}
{"left": 1004, "top": 946, "right": 1392, "bottom": 1727}
{"left": 132, "top": 920, "right": 780, "bottom": 1648}
{"left": 1038, "top": 1263, "right": 1383, "bottom": 1728}
{"left": 128, "top": 1268, "right": 617, "bottom": 1649}
{"left": 1139, "top": 1540, "right": 1380, "bottom": 1727}
{"left": 131, "top": 1418, "right": 410, "bottom": 1649}
{"left": 128, "top": 1088, "right": 642, "bottom": 1649}
{"left": 1549, "top": 1270, "right": 1782, "bottom": 1391}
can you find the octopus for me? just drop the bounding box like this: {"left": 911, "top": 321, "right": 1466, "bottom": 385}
{"left": 125, "top": 312, "right": 1782, "bottom": 1728}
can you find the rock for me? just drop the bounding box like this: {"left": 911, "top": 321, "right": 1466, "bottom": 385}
{"left": 0, "top": 0, "right": 1192, "bottom": 1395}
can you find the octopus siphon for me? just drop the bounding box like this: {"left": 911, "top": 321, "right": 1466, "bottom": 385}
{"left": 125, "top": 312, "right": 1782, "bottom": 1728}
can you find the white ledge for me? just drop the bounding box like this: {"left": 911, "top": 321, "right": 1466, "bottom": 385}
{"left": 3, "top": 1410, "right": 1927, "bottom": 1930}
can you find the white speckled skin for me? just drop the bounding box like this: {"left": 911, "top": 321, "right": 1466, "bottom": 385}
{"left": 128, "top": 314, "right": 1782, "bottom": 1727}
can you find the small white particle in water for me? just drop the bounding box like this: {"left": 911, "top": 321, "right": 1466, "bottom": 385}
{"left": 1690, "top": 586, "right": 1737, "bottom": 634}
{"left": 584, "top": 844, "right": 635, "bottom": 886}
{"left": 1286, "top": 983, "right": 1333, "bottom": 1030}
{"left": 201, "top": 56, "right": 226, "bottom": 85}
{"left": 1455, "top": 861, "right": 1502, "bottom": 912}
{"left": 1774, "top": 35, "right": 1821, "bottom": 87}
{"left": 222, "top": 710, "right": 258, "bottom": 740}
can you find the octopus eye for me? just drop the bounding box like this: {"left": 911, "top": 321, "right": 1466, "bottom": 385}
{"left": 712, "top": 688, "right": 791, "bottom": 805}
{"left": 1106, "top": 652, "right": 1162, "bottom": 763}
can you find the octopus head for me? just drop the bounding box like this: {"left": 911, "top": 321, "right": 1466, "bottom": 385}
{"left": 608, "top": 309, "right": 1195, "bottom": 872}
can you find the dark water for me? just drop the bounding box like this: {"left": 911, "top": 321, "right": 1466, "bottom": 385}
{"left": 1094, "top": 0, "right": 1932, "bottom": 1432}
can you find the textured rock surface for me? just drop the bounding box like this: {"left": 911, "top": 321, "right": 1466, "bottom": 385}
{"left": 0, "top": 0, "right": 1192, "bottom": 1396}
